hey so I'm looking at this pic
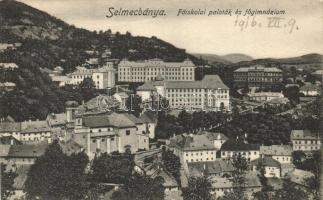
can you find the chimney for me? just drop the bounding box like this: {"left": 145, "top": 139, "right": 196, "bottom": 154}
{"left": 10, "top": 138, "right": 14, "bottom": 145}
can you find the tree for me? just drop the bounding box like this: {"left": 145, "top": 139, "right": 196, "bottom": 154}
{"left": 274, "top": 179, "right": 308, "bottom": 200}
{"left": 79, "top": 77, "right": 96, "bottom": 102}
{"left": 125, "top": 94, "right": 142, "bottom": 117}
{"left": 161, "top": 148, "right": 181, "bottom": 184}
{"left": 220, "top": 155, "right": 248, "bottom": 200}
{"left": 1, "top": 164, "right": 17, "bottom": 200}
{"left": 24, "top": 140, "right": 89, "bottom": 200}
{"left": 91, "top": 152, "right": 135, "bottom": 184}
{"left": 112, "top": 173, "right": 164, "bottom": 200}
{"left": 178, "top": 110, "right": 193, "bottom": 132}
{"left": 183, "top": 176, "right": 213, "bottom": 200}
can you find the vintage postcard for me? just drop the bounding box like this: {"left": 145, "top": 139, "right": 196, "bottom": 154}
{"left": 0, "top": 0, "right": 322, "bottom": 199}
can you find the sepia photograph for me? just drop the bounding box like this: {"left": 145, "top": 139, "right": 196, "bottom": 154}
{"left": 0, "top": 0, "right": 322, "bottom": 199}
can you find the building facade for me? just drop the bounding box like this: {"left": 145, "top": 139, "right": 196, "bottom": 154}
{"left": 167, "top": 131, "right": 228, "bottom": 164}
{"left": 234, "top": 65, "right": 283, "bottom": 88}
{"left": 68, "top": 62, "right": 115, "bottom": 89}
{"left": 137, "top": 75, "right": 230, "bottom": 111}
{"left": 118, "top": 58, "right": 196, "bottom": 82}
{"left": 291, "top": 130, "right": 321, "bottom": 151}
{"left": 220, "top": 139, "right": 260, "bottom": 161}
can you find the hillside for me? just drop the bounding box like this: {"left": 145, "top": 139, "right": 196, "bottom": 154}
{"left": 0, "top": 0, "right": 199, "bottom": 121}
{"left": 193, "top": 53, "right": 253, "bottom": 64}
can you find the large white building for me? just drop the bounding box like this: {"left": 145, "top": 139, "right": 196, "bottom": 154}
{"left": 68, "top": 62, "right": 115, "bottom": 89}
{"left": 137, "top": 75, "right": 230, "bottom": 111}
{"left": 291, "top": 130, "right": 321, "bottom": 151}
{"left": 167, "top": 131, "right": 228, "bottom": 164}
{"left": 118, "top": 58, "right": 196, "bottom": 82}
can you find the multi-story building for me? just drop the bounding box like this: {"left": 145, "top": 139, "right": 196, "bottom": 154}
{"left": 118, "top": 58, "right": 196, "bottom": 82}
{"left": 137, "top": 75, "right": 230, "bottom": 111}
{"left": 250, "top": 157, "right": 282, "bottom": 178}
{"left": 291, "top": 130, "right": 321, "bottom": 151}
{"left": 246, "top": 91, "right": 284, "bottom": 102}
{"left": 299, "top": 83, "right": 321, "bottom": 96}
{"left": 167, "top": 131, "right": 228, "bottom": 164}
{"left": 68, "top": 62, "right": 115, "bottom": 89}
{"left": 71, "top": 112, "right": 150, "bottom": 159}
{"left": 260, "top": 145, "right": 293, "bottom": 164}
{"left": 220, "top": 139, "right": 260, "bottom": 161}
{"left": 234, "top": 65, "right": 283, "bottom": 88}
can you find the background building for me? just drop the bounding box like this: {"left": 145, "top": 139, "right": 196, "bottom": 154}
{"left": 118, "top": 58, "right": 196, "bottom": 82}
{"left": 234, "top": 65, "right": 283, "bottom": 88}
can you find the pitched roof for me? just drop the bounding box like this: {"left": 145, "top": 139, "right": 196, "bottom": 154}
{"left": 0, "top": 122, "right": 21, "bottom": 132}
{"left": 13, "top": 165, "right": 31, "bottom": 190}
{"left": 168, "top": 133, "right": 217, "bottom": 151}
{"left": 59, "top": 139, "right": 83, "bottom": 155}
{"left": 221, "top": 139, "right": 260, "bottom": 151}
{"left": 211, "top": 171, "right": 261, "bottom": 188}
{"left": 187, "top": 160, "right": 234, "bottom": 176}
{"left": 123, "top": 113, "right": 143, "bottom": 124}
{"left": 20, "top": 120, "right": 51, "bottom": 134}
{"left": 0, "top": 135, "right": 22, "bottom": 145}
{"left": 250, "top": 157, "right": 281, "bottom": 168}
{"left": 286, "top": 169, "right": 314, "bottom": 187}
{"left": 260, "top": 145, "right": 292, "bottom": 156}
{"left": 291, "top": 130, "right": 320, "bottom": 140}
{"left": 137, "top": 82, "right": 157, "bottom": 91}
{"left": 7, "top": 142, "right": 48, "bottom": 158}
{"left": 82, "top": 112, "right": 136, "bottom": 128}
{"left": 162, "top": 75, "right": 229, "bottom": 89}
{"left": 46, "top": 113, "right": 67, "bottom": 126}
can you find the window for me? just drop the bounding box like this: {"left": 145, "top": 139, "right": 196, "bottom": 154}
{"left": 92, "top": 139, "right": 96, "bottom": 143}
{"left": 101, "top": 139, "right": 105, "bottom": 142}
{"left": 126, "top": 130, "right": 130, "bottom": 135}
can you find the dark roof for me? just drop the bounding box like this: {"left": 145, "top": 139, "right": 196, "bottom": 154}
{"left": 124, "top": 113, "right": 144, "bottom": 124}
{"left": 82, "top": 112, "right": 136, "bottom": 128}
{"left": 221, "top": 139, "right": 260, "bottom": 151}
{"left": 60, "top": 139, "right": 83, "bottom": 155}
{"left": 168, "top": 133, "right": 223, "bottom": 151}
{"left": 162, "top": 75, "right": 229, "bottom": 89}
{"left": 250, "top": 157, "right": 281, "bottom": 168}
{"left": 8, "top": 142, "right": 48, "bottom": 158}
{"left": 187, "top": 160, "right": 234, "bottom": 176}
{"left": 291, "top": 130, "right": 320, "bottom": 140}
{"left": 0, "top": 122, "right": 21, "bottom": 132}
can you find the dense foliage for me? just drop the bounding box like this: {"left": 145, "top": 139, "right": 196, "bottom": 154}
{"left": 161, "top": 148, "right": 181, "bottom": 185}
{"left": 183, "top": 176, "right": 213, "bottom": 200}
{"left": 24, "top": 140, "right": 90, "bottom": 200}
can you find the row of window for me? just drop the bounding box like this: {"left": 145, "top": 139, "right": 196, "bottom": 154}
{"left": 293, "top": 140, "right": 319, "bottom": 144}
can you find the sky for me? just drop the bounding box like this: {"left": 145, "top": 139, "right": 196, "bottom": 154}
{"left": 18, "top": 0, "right": 323, "bottom": 59}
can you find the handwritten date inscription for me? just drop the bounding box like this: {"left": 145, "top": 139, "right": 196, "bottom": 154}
{"left": 234, "top": 16, "right": 299, "bottom": 33}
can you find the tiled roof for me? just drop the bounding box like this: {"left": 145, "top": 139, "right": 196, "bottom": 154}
{"left": 260, "top": 145, "right": 292, "bottom": 156}
{"left": 46, "top": 113, "right": 67, "bottom": 126}
{"left": 82, "top": 112, "right": 136, "bottom": 128}
{"left": 0, "top": 135, "right": 22, "bottom": 145}
{"left": 137, "top": 82, "right": 157, "bottom": 91}
{"left": 211, "top": 171, "right": 261, "bottom": 188}
{"left": 250, "top": 157, "right": 281, "bottom": 168}
{"left": 221, "top": 139, "right": 260, "bottom": 151}
{"left": 286, "top": 169, "right": 314, "bottom": 186}
{"left": 168, "top": 133, "right": 219, "bottom": 151}
{"left": 291, "top": 130, "right": 320, "bottom": 140}
{"left": 20, "top": 120, "right": 51, "bottom": 134}
{"left": 187, "top": 160, "right": 234, "bottom": 176}
{"left": 163, "top": 75, "right": 229, "bottom": 89}
{"left": 124, "top": 113, "right": 143, "bottom": 124}
{"left": 7, "top": 142, "right": 48, "bottom": 158}
{"left": 60, "top": 139, "right": 83, "bottom": 155}
{"left": 0, "top": 122, "right": 21, "bottom": 132}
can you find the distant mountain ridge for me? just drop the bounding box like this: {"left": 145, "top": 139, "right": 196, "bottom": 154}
{"left": 193, "top": 53, "right": 253, "bottom": 64}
